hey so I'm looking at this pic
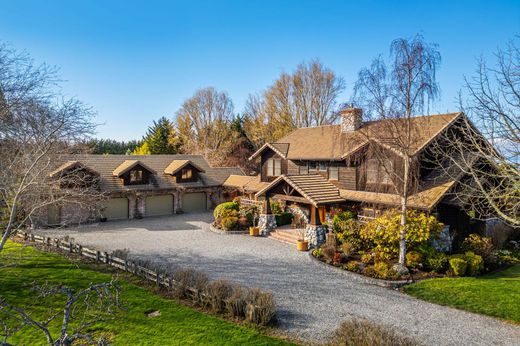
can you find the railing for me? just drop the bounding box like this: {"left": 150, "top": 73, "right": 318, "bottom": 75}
{"left": 238, "top": 198, "right": 264, "bottom": 211}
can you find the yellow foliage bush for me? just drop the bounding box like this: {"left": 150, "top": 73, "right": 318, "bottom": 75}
{"left": 360, "top": 210, "right": 443, "bottom": 258}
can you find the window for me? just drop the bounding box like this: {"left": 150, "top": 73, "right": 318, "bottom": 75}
{"left": 309, "top": 161, "right": 317, "bottom": 171}
{"left": 329, "top": 165, "right": 339, "bottom": 180}
{"left": 181, "top": 168, "right": 193, "bottom": 180}
{"left": 366, "top": 159, "right": 392, "bottom": 184}
{"left": 266, "top": 158, "right": 282, "bottom": 177}
{"left": 299, "top": 162, "right": 309, "bottom": 175}
{"left": 319, "top": 162, "right": 328, "bottom": 171}
{"left": 129, "top": 170, "right": 143, "bottom": 183}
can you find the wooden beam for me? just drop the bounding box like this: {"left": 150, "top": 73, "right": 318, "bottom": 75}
{"left": 272, "top": 194, "right": 310, "bottom": 204}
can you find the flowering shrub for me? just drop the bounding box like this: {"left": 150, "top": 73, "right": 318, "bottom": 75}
{"left": 360, "top": 210, "right": 444, "bottom": 258}
{"left": 344, "top": 260, "right": 362, "bottom": 272}
{"left": 333, "top": 252, "right": 343, "bottom": 264}
{"left": 361, "top": 253, "right": 373, "bottom": 264}
{"left": 426, "top": 253, "right": 449, "bottom": 273}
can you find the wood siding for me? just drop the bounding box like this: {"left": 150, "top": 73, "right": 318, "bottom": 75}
{"left": 338, "top": 166, "right": 357, "bottom": 190}
{"left": 260, "top": 150, "right": 287, "bottom": 182}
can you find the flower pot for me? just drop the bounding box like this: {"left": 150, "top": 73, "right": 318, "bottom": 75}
{"left": 296, "top": 240, "right": 309, "bottom": 251}
{"left": 249, "top": 226, "right": 260, "bottom": 236}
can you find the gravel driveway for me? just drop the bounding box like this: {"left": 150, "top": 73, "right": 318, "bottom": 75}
{"left": 36, "top": 213, "right": 520, "bottom": 345}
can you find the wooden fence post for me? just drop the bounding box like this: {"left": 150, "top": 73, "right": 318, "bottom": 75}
{"left": 124, "top": 260, "right": 128, "bottom": 272}
{"left": 31, "top": 234, "right": 35, "bottom": 242}
{"left": 56, "top": 239, "right": 60, "bottom": 249}
{"left": 24, "top": 232, "right": 28, "bottom": 241}
{"left": 96, "top": 251, "right": 100, "bottom": 262}
{"left": 156, "top": 273, "right": 160, "bottom": 287}
{"left": 69, "top": 242, "right": 73, "bottom": 253}
{"left": 78, "top": 245, "right": 82, "bottom": 255}
{"left": 104, "top": 252, "right": 110, "bottom": 264}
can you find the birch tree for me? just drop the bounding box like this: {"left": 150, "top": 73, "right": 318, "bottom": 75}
{"left": 352, "top": 35, "right": 441, "bottom": 272}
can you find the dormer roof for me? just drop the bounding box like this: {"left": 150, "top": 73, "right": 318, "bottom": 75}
{"left": 112, "top": 160, "right": 157, "bottom": 177}
{"left": 164, "top": 159, "right": 206, "bottom": 175}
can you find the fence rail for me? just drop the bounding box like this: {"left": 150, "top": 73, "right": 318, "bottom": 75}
{"left": 15, "top": 231, "right": 178, "bottom": 289}
{"left": 13, "top": 231, "right": 268, "bottom": 315}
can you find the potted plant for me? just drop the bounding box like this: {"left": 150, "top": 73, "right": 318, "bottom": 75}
{"left": 296, "top": 225, "right": 309, "bottom": 251}
{"left": 248, "top": 205, "right": 260, "bottom": 236}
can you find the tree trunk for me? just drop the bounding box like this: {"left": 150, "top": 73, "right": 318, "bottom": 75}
{"left": 398, "top": 157, "right": 410, "bottom": 266}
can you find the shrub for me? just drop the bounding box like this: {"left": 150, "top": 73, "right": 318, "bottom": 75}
{"left": 328, "top": 319, "right": 420, "bottom": 346}
{"left": 363, "top": 265, "right": 376, "bottom": 277}
{"left": 269, "top": 200, "right": 284, "bottom": 215}
{"left": 275, "top": 212, "right": 294, "bottom": 226}
{"left": 345, "top": 260, "right": 362, "bottom": 272}
{"left": 322, "top": 245, "right": 337, "bottom": 262}
{"left": 426, "top": 253, "right": 449, "bottom": 273}
{"left": 372, "top": 261, "right": 398, "bottom": 280}
{"left": 462, "top": 234, "right": 494, "bottom": 263}
{"left": 245, "top": 288, "right": 276, "bottom": 326}
{"left": 333, "top": 252, "right": 342, "bottom": 264}
{"left": 204, "top": 279, "right": 233, "bottom": 313}
{"left": 405, "top": 251, "right": 423, "bottom": 269}
{"left": 213, "top": 201, "right": 239, "bottom": 220}
{"left": 172, "top": 268, "right": 209, "bottom": 301}
{"left": 449, "top": 256, "right": 467, "bottom": 276}
{"left": 226, "top": 285, "right": 248, "bottom": 318}
{"left": 332, "top": 212, "right": 362, "bottom": 248}
{"left": 341, "top": 242, "right": 355, "bottom": 257}
{"left": 361, "top": 253, "right": 373, "bottom": 264}
{"left": 220, "top": 217, "right": 238, "bottom": 231}
{"left": 464, "top": 251, "right": 484, "bottom": 276}
{"left": 313, "top": 248, "right": 323, "bottom": 258}
{"left": 360, "top": 210, "right": 444, "bottom": 259}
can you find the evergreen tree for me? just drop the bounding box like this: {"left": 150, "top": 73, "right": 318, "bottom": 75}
{"left": 133, "top": 117, "right": 181, "bottom": 154}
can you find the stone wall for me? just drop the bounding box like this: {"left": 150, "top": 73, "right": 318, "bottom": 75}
{"left": 305, "top": 224, "right": 328, "bottom": 247}
{"left": 258, "top": 214, "right": 277, "bottom": 236}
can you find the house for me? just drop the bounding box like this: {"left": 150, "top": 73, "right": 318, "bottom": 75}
{"left": 224, "top": 107, "right": 484, "bottom": 245}
{"left": 44, "top": 154, "right": 242, "bottom": 226}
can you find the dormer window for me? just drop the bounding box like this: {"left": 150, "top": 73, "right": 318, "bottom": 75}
{"left": 181, "top": 168, "right": 192, "bottom": 180}
{"left": 130, "top": 170, "right": 143, "bottom": 183}
{"left": 267, "top": 158, "right": 282, "bottom": 177}
{"left": 113, "top": 160, "right": 156, "bottom": 186}
{"left": 164, "top": 159, "right": 205, "bottom": 183}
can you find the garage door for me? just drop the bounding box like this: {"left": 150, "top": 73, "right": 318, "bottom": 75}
{"left": 183, "top": 192, "right": 207, "bottom": 212}
{"left": 103, "top": 198, "right": 128, "bottom": 220}
{"left": 145, "top": 195, "right": 174, "bottom": 217}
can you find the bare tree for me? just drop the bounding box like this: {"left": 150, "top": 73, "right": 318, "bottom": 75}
{"left": 175, "top": 87, "right": 235, "bottom": 165}
{"left": 429, "top": 38, "right": 519, "bottom": 227}
{"left": 0, "top": 44, "right": 101, "bottom": 252}
{"left": 244, "top": 59, "right": 345, "bottom": 147}
{"left": 352, "top": 35, "right": 441, "bottom": 272}
{"left": 0, "top": 281, "right": 120, "bottom": 345}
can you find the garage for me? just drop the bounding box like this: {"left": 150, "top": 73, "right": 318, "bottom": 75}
{"left": 103, "top": 198, "right": 129, "bottom": 220}
{"left": 183, "top": 192, "right": 207, "bottom": 212}
{"left": 145, "top": 195, "right": 174, "bottom": 217}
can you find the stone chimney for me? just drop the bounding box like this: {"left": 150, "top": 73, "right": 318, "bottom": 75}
{"left": 340, "top": 106, "right": 363, "bottom": 133}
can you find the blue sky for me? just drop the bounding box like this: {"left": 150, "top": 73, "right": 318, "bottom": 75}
{"left": 1, "top": 0, "right": 519, "bottom": 140}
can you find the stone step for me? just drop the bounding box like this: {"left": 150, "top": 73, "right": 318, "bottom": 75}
{"left": 268, "top": 230, "right": 301, "bottom": 245}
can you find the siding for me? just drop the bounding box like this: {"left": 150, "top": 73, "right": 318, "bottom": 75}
{"left": 338, "top": 166, "right": 357, "bottom": 190}
{"left": 260, "top": 150, "right": 287, "bottom": 182}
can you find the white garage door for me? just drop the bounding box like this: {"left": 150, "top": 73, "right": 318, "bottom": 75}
{"left": 183, "top": 192, "right": 207, "bottom": 212}
{"left": 145, "top": 195, "right": 174, "bottom": 217}
{"left": 103, "top": 198, "right": 128, "bottom": 220}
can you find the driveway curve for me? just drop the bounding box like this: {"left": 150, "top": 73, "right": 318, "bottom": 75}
{"left": 37, "top": 213, "right": 520, "bottom": 345}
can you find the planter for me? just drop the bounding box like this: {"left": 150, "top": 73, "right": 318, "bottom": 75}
{"left": 296, "top": 240, "right": 309, "bottom": 251}
{"left": 249, "top": 226, "right": 260, "bottom": 237}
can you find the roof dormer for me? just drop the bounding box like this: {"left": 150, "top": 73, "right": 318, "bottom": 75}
{"left": 164, "top": 159, "right": 205, "bottom": 183}
{"left": 113, "top": 160, "right": 156, "bottom": 186}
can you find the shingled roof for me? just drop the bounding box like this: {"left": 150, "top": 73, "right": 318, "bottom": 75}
{"left": 50, "top": 155, "right": 243, "bottom": 192}
{"left": 256, "top": 174, "right": 345, "bottom": 207}
{"left": 223, "top": 174, "right": 270, "bottom": 193}
{"left": 164, "top": 159, "right": 206, "bottom": 175}
{"left": 250, "top": 113, "right": 462, "bottom": 161}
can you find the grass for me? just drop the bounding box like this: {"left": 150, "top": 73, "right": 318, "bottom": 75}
{"left": 404, "top": 264, "right": 520, "bottom": 323}
{"left": 0, "top": 241, "right": 295, "bottom": 345}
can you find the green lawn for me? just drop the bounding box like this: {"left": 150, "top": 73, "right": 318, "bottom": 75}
{"left": 0, "top": 241, "right": 295, "bottom": 345}
{"left": 404, "top": 264, "right": 520, "bottom": 323}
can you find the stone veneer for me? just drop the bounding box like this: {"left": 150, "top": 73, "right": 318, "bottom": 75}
{"left": 258, "top": 214, "right": 277, "bottom": 236}
{"left": 305, "top": 224, "right": 328, "bottom": 247}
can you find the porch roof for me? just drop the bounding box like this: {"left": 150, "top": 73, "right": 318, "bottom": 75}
{"left": 339, "top": 181, "right": 455, "bottom": 211}
{"left": 256, "top": 174, "right": 345, "bottom": 207}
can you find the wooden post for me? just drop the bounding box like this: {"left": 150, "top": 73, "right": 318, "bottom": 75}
{"left": 96, "top": 251, "right": 100, "bottom": 262}
{"left": 265, "top": 194, "right": 272, "bottom": 214}
{"left": 124, "top": 260, "right": 128, "bottom": 272}
{"left": 156, "top": 273, "right": 160, "bottom": 287}
{"left": 24, "top": 232, "right": 28, "bottom": 241}
{"left": 78, "top": 245, "right": 82, "bottom": 255}
{"left": 69, "top": 242, "right": 73, "bottom": 253}
{"left": 310, "top": 206, "right": 321, "bottom": 226}
{"left": 104, "top": 252, "right": 110, "bottom": 264}
{"left": 56, "top": 239, "right": 60, "bottom": 249}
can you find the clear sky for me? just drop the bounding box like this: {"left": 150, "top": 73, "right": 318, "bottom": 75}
{"left": 1, "top": 0, "right": 519, "bottom": 140}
